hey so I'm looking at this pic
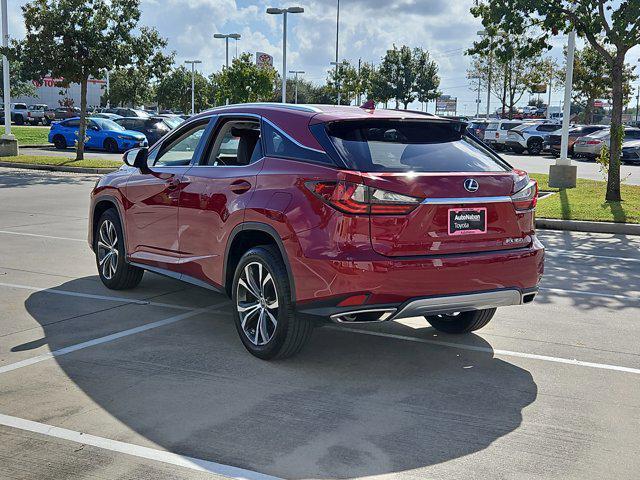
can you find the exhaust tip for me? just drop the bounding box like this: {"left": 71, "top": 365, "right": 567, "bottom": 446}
{"left": 522, "top": 293, "right": 536, "bottom": 304}
{"left": 331, "top": 309, "right": 396, "bottom": 323}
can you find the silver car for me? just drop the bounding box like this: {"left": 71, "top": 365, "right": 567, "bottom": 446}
{"left": 574, "top": 127, "right": 640, "bottom": 159}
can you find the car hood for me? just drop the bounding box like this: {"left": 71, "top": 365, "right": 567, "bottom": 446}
{"left": 623, "top": 139, "right": 640, "bottom": 148}
{"left": 117, "top": 129, "right": 146, "bottom": 140}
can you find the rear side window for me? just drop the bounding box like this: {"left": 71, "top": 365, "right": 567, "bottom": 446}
{"left": 325, "top": 120, "right": 509, "bottom": 173}
{"left": 486, "top": 122, "right": 499, "bottom": 130}
{"left": 262, "top": 121, "right": 333, "bottom": 165}
{"left": 501, "top": 122, "right": 521, "bottom": 130}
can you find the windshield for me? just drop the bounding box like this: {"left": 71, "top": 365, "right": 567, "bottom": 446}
{"left": 326, "top": 120, "right": 510, "bottom": 173}
{"left": 163, "top": 116, "right": 183, "bottom": 129}
{"left": 92, "top": 118, "right": 125, "bottom": 131}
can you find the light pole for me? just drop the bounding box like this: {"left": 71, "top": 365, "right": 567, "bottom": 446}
{"left": 288, "top": 70, "right": 304, "bottom": 104}
{"left": 1, "top": 0, "right": 13, "bottom": 141}
{"left": 105, "top": 70, "right": 110, "bottom": 108}
{"left": 478, "top": 30, "right": 492, "bottom": 118}
{"left": 335, "top": 0, "right": 340, "bottom": 103}
{"left": 214, "top": 33, "right": 241, "bottom": 105}
{"left": 475, "top": 76, "right": 481, "bottom": 117}
{"left": 549, "top": 30, "right": 577, "bottom": 189}
{"left": 330, "top": 61, "right": 343, "bottom": 105}
{"left": 184, "top": 60, "right": 202, "bottom": 115}
{"left": 213, "top": 33, "right": 241, "bottom": 69}
{"left": 267, "top": 6, "right": 304, "bottom": 103}
{"left": 636, "top": 59, "right": 640, "bottom": 123}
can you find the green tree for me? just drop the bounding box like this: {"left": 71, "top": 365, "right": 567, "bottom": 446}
{"left": 0, "top": 60, "right": 37, "bottom": 99}
{"left": 105, "top": 28, "right": 173, "bottom": 107}
{"left": 468, "top": 33, "right": 547, "bottom": 118}
{"left": 470, "top": 0, "right": 640, "bottom": 201}
{"left": 572, "top": 45, "right": 636, "bottom": 124}
{"left": 156, "top": 66, "right": 211, "bottom": 113}
{"left": 9, "top": 0, "right": 169, "bottom": 160}
{"left": 212, "top": 53, "right": 276, "bottom": 105}
{"left": 414, "top": 48, "right": 441, "bottom": 108}
{"left": 369, "top": 65, "right": 394, "bottom": 107}
{"left": 326, "top": 61, "right": 359, "bottom": 105}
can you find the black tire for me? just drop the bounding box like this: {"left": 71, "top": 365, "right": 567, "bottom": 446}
{"left": 42, "top": 117, "right": 51, "bottom": 126}
{"left": 527, "top": 139, "right": 543, "bottom": 155}
{"left": 14, "top": 115, "right": 24, "bottom": 125}
{"left": 104, "top": 137, "right": 119, "bottom": 153}
{"left": 232, "top": 245, "right": 312, "bottom": 360}
{"left": 52, "top": 135, "right": 67, "bottom": 149}
{"left": 493, "top": 144, "right": 505, "bottom": 152}
{"left": 425, "top": 308, "right": 496, "bottom": 334}
{"left": 511, "top": 146, "right": 525, "bottom": 154}
{"left": 95, "top": 209, "right": 143, "bottom": 290}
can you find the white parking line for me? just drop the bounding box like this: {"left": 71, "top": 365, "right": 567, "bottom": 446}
{"left": 0, "top": 413, "right": 280, "bottom": 480}
{"left": 0, "top": 302, "right": 226, "bottom": 375}
{"left": 539, "top": 287, "right": 640, "bottom": 302}
{"left": 547, "top": 249, "right": 640, "bottom": 263}
{"left": 0, "top": 230, "right": 85, "bottom": 242}
{"left": 0, "top": 282, "right": 195, "bottom": 311}
{"left": 331, "top": 327, "right": 640, "bottom": 375}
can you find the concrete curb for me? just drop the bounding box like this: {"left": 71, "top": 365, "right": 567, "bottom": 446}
{"left": 536, "top": 218, "right": 640, "bottom": 236}
{"left": 19, "top": 144, "right": 53, "bottom": 148}
{"left": 0, "top": 161, "right": 118, "bottom": 175}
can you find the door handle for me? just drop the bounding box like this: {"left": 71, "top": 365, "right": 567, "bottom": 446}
{"left": 230, "top": 179, "right": 252, "bottom": 194}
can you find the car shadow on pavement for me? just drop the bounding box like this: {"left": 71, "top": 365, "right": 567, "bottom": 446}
{"left": 538, "top": 230, "right": 640, "bottom": 312}
{"left": 20, "top": 276, "right": 538, "bottom": 479}
{"left": 0, "top": 168, "right": 98, "bottom": 189}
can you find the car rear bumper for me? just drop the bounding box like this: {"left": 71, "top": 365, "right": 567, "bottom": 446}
{"left": 294, "top": 237, "right": 545, "bottom": 320}
{"left": 324, "top": 287, "right": 538, "bottom": 323}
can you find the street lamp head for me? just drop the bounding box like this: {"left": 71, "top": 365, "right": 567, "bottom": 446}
{"left": 229, "top": 33, "right": 241, "bottom": 39}
{"left": 266, "top": 7, "right": 283, "bottom": 14}
{"left": 184, "top": 60, "right": 202, "bottom": 64}
{"left": 213, "top": 33, "right": 226, "bottom": 38}
{"left": 286, "top": 6, "right": 304, "bottom": 13}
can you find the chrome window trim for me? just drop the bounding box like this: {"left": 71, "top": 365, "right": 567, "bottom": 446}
{"left": 421, "top": 196, "right": 512, "bottom": 205}
{"left": 262, "top": 117, "right": 327, "bottom": 154}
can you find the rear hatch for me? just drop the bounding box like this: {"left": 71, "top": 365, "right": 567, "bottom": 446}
{"left": 323, "top": 119, "right": 537, "bottom": 257}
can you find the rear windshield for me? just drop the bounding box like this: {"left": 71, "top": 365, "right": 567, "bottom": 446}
{"left": 325, "top": 120, "right": 510, "bottom": 173}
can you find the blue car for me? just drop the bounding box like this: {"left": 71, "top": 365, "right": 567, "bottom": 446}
{"left": 49, "top": 117, "right": 148, "bottom": 152}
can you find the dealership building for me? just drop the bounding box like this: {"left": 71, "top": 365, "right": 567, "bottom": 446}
{"left": 12, "top": 77, "right": 106, "bottom": 108}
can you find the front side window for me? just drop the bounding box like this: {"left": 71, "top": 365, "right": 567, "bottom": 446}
{"left": 153, "top": 122, "right": 208, "bottom": 167}
{"left": 325, "top": 120, "right": 510, "bottom": 173}
{"left": 203, "top": 119, "right": 262, "bottom": 167}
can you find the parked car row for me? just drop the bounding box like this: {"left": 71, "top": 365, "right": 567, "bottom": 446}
{"left": 47, "top": 113, "right": 185, "bottom": 153}
{"left": 469, "top": 117, "right": 640, "bottom": 164}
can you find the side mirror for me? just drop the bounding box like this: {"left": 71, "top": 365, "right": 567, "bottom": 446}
{"left": 123, "top": 147, "right": 149, "bottom": 171}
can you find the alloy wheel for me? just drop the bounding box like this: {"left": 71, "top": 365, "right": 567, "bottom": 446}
{"left": 236, "top": 261, "right": 279, "bottom": 346}
{"left": 97, "top": 219, "right": 119, "bottom": 280}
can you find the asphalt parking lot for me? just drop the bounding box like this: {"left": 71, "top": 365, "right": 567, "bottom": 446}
{"left": 0, "top": 167, "right": 639, "bottom": 480}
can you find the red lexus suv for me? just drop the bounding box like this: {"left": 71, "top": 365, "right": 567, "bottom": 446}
{"left": 89, "top": 104, "right": 544, "bottom": 359}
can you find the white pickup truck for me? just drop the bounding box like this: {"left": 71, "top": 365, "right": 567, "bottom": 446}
{"left": 2, "top": 103, "right": 56, "bottom": 125}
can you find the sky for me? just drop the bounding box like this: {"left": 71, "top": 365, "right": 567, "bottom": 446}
{"left": 7, "top": 0, "right": 640, "bottom": 113}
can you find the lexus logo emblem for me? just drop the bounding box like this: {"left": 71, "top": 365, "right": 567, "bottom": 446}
{"left": 464, "top": 178, "right": 479, "bottom": 193}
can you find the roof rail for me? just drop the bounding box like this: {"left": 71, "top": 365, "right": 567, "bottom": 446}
{"left": 205, "top": 102, "right": 323, "bottom": 113}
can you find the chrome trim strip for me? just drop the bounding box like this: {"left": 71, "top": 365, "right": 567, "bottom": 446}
{"left": 390, "top": 289, "right": 523, "bottom": 321}
{"left": 261, "top": 117, "right": 327, "bottom": 154}
{"left": 421, "top": 196, "right": 512, "bottom": 205}
{"left": 330, "top": 308, "right": 397, "bottom": 323}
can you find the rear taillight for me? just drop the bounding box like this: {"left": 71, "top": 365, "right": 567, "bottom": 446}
{"left": 306, "top": 180, "right": 422, "bottom": 215}
{"left": 511, "top": 178, "right": 538, "bottom": 211}
{"left": 586, "top": 140, "right": 602, "bottom": 145}
{"left": 495, "top": 132, "right": 499, "bottom": 139}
